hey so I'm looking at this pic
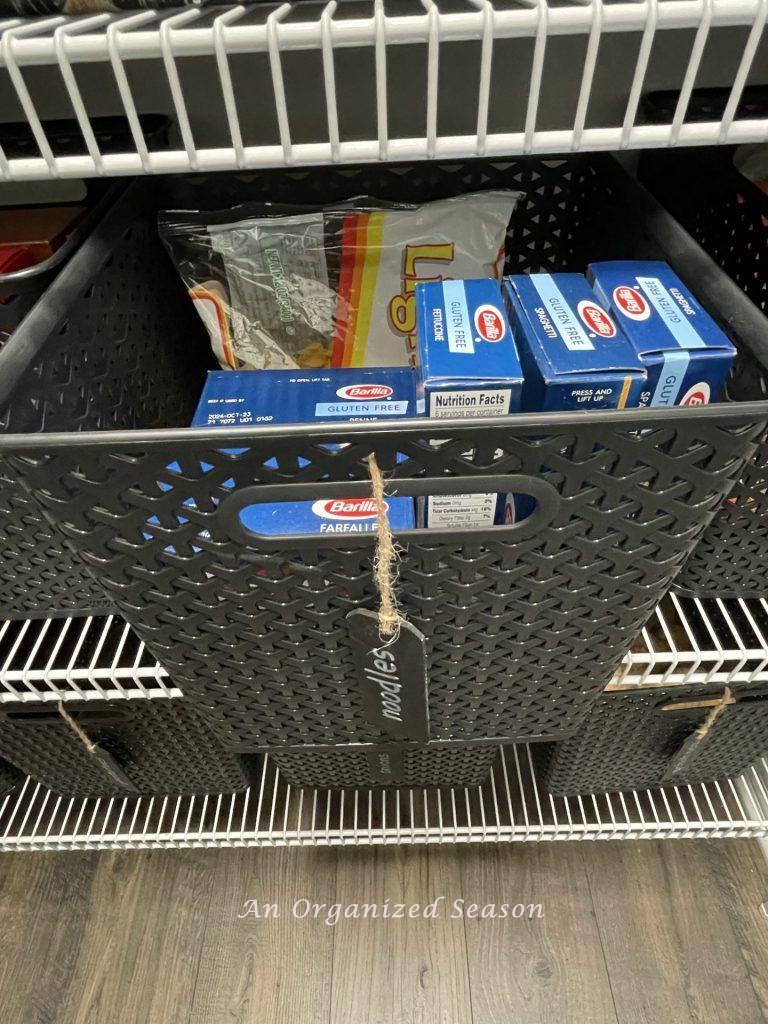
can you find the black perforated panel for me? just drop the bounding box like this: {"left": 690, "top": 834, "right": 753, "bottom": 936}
{"left": 10, "top": 409, "right": 763, "bottom": 748}
{"left": 272, "top": 742, "right": 498, "bottom": 789}
{"left": 0, "top": 194, "right": 210, "bottom": 619}
{"left": 543, "top": 684, "right": 768, "bottom": 796}
{"left": 0, "top": 699, "right": 253, "bottom": 799}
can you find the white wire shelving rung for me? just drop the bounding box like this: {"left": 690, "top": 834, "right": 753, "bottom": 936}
{"left": 0, "top": 0, "right": 766, "bottom": 180}
{"left": 1, "top": 745, "right": 767, "bottom": 851}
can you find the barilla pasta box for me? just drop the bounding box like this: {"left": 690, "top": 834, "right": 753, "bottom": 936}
{"left": 190, "top": 367, "right": 415, "bottom": 535}
{"left": 415, "top": 278, "right": 523, "bottom": 527}
{"left": 237, "top": 497, "right": 413, "bottom": 536}
{"left": 504, "top": 273, "right": 646, "bottom": 412}
{"left": 416, "top": 278, "right": 523, "bottom": 418}
{"left": 192, "top": 366, "right": 419, "bottom": 427}
{"left": 587, "top": 261, "right": 736, "bottom": 407}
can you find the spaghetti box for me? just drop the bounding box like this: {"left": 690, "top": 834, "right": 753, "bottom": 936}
{"left": 192, "top": 366, "right": 419, "bottom": 427}
{"left": 415, "top": 278, "right": 523, "bottom": 527}
{"left": 190, "top": 367, "right": 415, "bottom": 535}
{"left": 504, "top": 274, "right": 646, "bottom": 412}
{"left": 588, "top": 261, "right": 736, "bottom": 407}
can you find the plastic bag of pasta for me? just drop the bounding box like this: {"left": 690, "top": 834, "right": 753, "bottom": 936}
{"left": 158, "top": 189, "right": 521, "bottom": 370}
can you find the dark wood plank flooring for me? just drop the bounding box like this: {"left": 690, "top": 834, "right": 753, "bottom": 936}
{"left": 0, "top": 840, "right": 766, "bottom": 1024}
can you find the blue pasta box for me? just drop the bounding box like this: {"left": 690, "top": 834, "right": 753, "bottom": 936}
{"left": 237, "top": 496, "right": 414, "bottom": 536}
{"left": 415, "top": 278, "right": 524, "bottom": 527}
{"left": 587, "top": 261, "right": 736, "bottom": 407}
{"left": 192, "top": 366, "right": 420, "bottom": 427}
{"left": 165, "top": 367, "right": 417, "bottom": 539}
{"left": 504, "top": 273, "right": 646, "bottom": 412}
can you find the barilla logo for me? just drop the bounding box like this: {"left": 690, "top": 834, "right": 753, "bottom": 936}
{"left": 473, "top": 304, "right": 506, "bottom": 343}
{"left": 613, "top": 285, "right": 650, "bottom": 321}
{"left": 336, "top": 384, "right": 394, "bottom": 401}
{"left": 680, "top": 382, "right": 711, "bottom": 406}
{"left": 311, "top": 498, "right": 385, "bottom": 520}
{"left": 578, "top": 300, "right": 616, "bottom": 338}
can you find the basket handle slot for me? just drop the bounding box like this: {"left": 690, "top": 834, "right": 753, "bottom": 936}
{"left": 216, "top": 473, "right": 561, "bottom": 550}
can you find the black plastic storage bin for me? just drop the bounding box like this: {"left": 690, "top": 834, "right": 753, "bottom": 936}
{"left": 0, "top": 174, "right": 208, "bottom": 621}
{"left": 638, "top": 144, "right": 768, "bottom": 598}
{"left": 2, "top": 156, "right": 768, "bottom": 753}
{"left": 542, "top": 682, "right": 768, "bottom": 797}
{"left": 271, "top": 741, "right": 499, "bottom": 790}
{"left": 0, "top": 698, "right": 254, "bottom": 799}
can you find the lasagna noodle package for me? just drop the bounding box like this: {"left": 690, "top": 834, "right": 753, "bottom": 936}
{"left": 159, "top": 190, "right": 521, "bottom": 371}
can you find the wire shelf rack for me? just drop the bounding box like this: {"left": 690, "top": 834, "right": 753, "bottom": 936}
{"left": 2, "top": 594, "right": 766, "bottom": 704}
{"left": 0, "top": 614, "right": 182, "bottom": 703}
{"left": 0, "top": 596, "right": 767, "bottom": 849}
{"left": 0, "top": 0, "right": 766, "bottom": 180}
{"left": 1, "top": 744, "right": 767, "bottom": 850}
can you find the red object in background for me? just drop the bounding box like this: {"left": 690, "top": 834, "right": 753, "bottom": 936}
{"left": 0, "top": 245, "right": 35, "bottom": 275}
{"left": 0, "top": 245, "right": 36, "bottom": 307}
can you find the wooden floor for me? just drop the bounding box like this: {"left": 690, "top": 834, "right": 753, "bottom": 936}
{"left": 0, "top": 840, "right": 766, "bottom": 1023}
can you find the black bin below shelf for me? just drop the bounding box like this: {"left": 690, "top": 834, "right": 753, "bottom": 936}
{"left": 0, "top": 698, "right": 255, "bottom": 799}
{"left": 541, "top": 682, "right": 768, "bottom": 797}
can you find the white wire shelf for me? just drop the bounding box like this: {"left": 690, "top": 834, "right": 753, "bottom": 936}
{"left": 1, "top": 593, "right": 766, "bottom": 704}
{"left": 0, "top": 614, "right": 182, "bottom": 702}
{"left": 1, "top": 744, "right": 767, "bottom": 850}
{"left": 0, "top": 0, "right": 766, "bottom": 180}
{"left": 1, "top": 596, "right": 768, "bottom": 849}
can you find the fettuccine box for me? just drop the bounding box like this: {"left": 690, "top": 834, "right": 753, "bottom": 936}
{"left": 415, "top": 278, "right": 523, "bottom": 528}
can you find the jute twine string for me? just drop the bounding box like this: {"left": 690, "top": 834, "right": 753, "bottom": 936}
{"left": 665, "top": 687, "right": 737, "bottom": 781}
{"left": 58, "top": 701, "right": 98, "bottom": 754}
{"left": 694, "top": 687, "right": 736, "bottom": 741}
{"left": 366, "top": 453, "right": 405, "bottom": 643}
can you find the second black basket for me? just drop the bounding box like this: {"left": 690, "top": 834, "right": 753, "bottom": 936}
{"left": 0, "top": 177, "right": 209, "bottom": 621}
{"left": 640, "top": 144, "right": 768, "bottom": 598}
{"left": 0, "top": 698, "right": 255, "bottom": 799}
{"left": 270, "top": 741, "right": 499, "bottom": 789}
{"left": 542, "top": 683, "right": 768, "bottom": 797}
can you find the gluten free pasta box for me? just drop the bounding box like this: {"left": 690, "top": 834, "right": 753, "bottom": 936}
{"left": 190, "top": 367, "right": 416, "bottom": 535}
{"left": 588, "top": 261, "right": 736, "bottom": 407}
{"left": 415, "top": 278, "right": 523, "bottom": 527}
{"left": 504, "top": 273, "right": 646, "bottom": 412}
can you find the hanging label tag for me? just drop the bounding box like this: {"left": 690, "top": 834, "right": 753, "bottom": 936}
{"left": 91, "top": 745, "right": 140, "bottom": 793}
{"left": 347, "top": 608, "right": 430, "bottom": 742}
{"left": 366, "top": 745, "right": 406, "bottom": 784}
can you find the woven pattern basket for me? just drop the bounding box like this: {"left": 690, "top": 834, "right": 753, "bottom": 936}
{"left": 2, "top": 156, "right": 767, "bottom": 751}
{"left": 0, "top": 698, "right": 254, "bottom": 799}
{"left": 640, "top": 145, "right": 768, "bottom": 597}
{"left": 0, "top": 187, "right": 208, "bottom": 620}
{"left": 271, "top": 742, "right": 499, "bottom": 789}
{"left": 542, "top": 684, "right": 768, "bottom": 796}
